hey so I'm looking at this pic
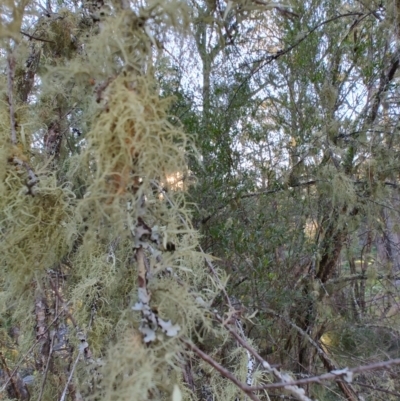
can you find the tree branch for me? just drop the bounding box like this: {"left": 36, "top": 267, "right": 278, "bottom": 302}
{"left": 227, "top": 11, "right": 369, "bottom": 111}
{"left": 264, "top": 308, "right": 359, "bottom": 400}
{"left": 249, "top": 358, "right": 400, "bottom": 391}
{"left": 213, "top": 313, "right": 313, "bottom": 401}
{"left": 183, "top": 338, "right": 262, "bottom": 401}
{"left": 7, "top": 53, "right": 17, "bottom": 145}
{"left": 59, "top": 350, "right": 82, "bottom": 401}
{"left": 20, "top": 30, "right": 54, "bottom": 43}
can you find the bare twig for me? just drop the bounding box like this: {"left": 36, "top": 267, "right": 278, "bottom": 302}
{"left": 59, "top": 350, "right": 82, "bottom": 401}
{"left": 182, "top": 338, "right": 261, "bottom": 401}
{"left": 327, "top": 271, "right": 400, "bottom": 284}
{"left": 226, "top": 11, "right": 370, "bottom": 111}
{"left": 265, "top": 307, "right": 359, "bottom": 400}
{"left": 153, "top": 182, "right": 313, "bottom": 401}
{"left": 49, "top": 278, "right": 77, "bottom": 327}
{"left": 20, "top": 31, "right": 54, "bottom": 43}
{"left": 216, "top": 312, "right": 400, "bottom": 396}
{"left": 201, "top": 180, "right": 400, "bottom": 226}
{"left": 353, "top": 381, "right": 400, "bottom": 397}
{"left": 0, "top": 352, "right": 21, "bottom": 400}
{"left": 249, "top": 358, "right": 400, "bottom": 391}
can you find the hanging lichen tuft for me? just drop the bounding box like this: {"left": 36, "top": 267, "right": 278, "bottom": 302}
{"left": 56, "top": 2, "right": 223, "bottom": 401}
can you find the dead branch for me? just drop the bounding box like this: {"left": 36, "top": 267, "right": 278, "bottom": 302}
{"left": 182, "top": 338, "right": 261, "bottom": 401}
{"left": 153, "top": 182, "right": 313, "bottom": 401}
{"left": 49, "top": 278, "right": 77, "bottom": 328}
{"left": 249, "top": 358, "right": 400, "bottom": 391}
{"left": 0, "top": 352, "right": 23, "bottom": 400}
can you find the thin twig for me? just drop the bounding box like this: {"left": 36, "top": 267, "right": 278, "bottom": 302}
{"left": 263, "top": 307, "right": 360, "bottom": 400}
{"left": 353, "top": 381, "right": 400, "bottom": 397}
{"left": 59, "top": 350, "right": 82, "bottom": 401}
{"left": 49, "top": 277, "right": 78, "bottom": 327}
{"left": 227, "top": 11, "right": 369, "bottom": 111}
{"left": 249, "top": 358, "right": 400, "bottom": 391}
{"left": 0, "top": 352, "right": 21, "bottom": 399}
{"left": 200, "top": 179, "right": 400, "bottom": 226}
{"left": 182, "top": 339, "right": 261, "bottom": 401}
{"left": 154, "top": 182, "right": 313, "bottom": 400}
{"left": 7, "top": 53, "right": 17, "bottom": 145}
{"left": 327, "top": 271, "right": 400, "bottom": 284}
{"left": 20, "top": 31, "right": 54, "bottom": 43}
{"left": 37, "top": 331, "right": 56, "bottom": 401}
{"left": 153, "top": 181, "right": 314, "bottom": 400}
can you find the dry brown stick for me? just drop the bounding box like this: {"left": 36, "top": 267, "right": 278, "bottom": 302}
{"left": 7, "top": 53, "right": 17, "bottom": 145}
{"left": 218, "top": 306, "right": 397, "bottom": 398}
{"left": 182, "top": 339, "right": 261, "bottom": 401}
{"left": 249, "top": 358, "right": 400, "bottom": 391}
{"left": 353, "top": 381, "right": 400, "bottom": 398}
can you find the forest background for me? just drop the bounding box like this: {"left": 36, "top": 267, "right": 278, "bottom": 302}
{"left": 1, "top": 0, "right": 400, "bottom": 400}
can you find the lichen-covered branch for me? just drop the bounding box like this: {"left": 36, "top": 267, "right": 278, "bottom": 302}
{"left": 7, "top": 53, "right": 17, "bottom": 146}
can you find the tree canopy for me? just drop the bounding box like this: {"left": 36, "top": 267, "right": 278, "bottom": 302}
{"left": 1, "top": 1, "right": 400, "bottom": 401}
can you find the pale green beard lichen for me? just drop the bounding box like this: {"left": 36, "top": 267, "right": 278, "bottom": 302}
{"left": 0, "top": 2, "right": 240, "bottom": 401}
